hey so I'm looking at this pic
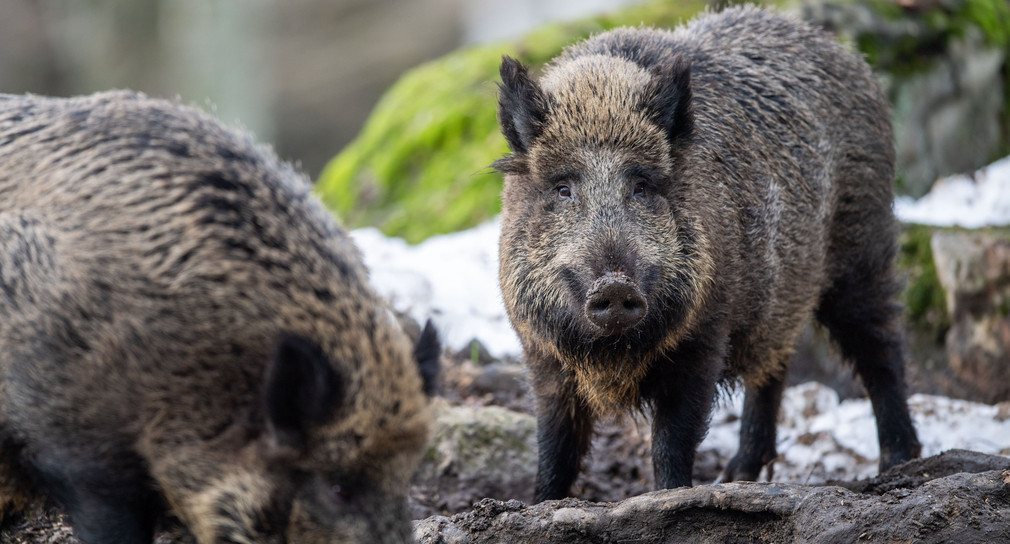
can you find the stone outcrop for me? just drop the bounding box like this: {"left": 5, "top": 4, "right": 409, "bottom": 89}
{"left": 800, "top": 0, "right": 1009, "bottom": 198}
{"left": 411, "top": 401, "right": 538, "bottom": 517}
{"left": 931, "top": 230, "right": 1010, "bottom": 404}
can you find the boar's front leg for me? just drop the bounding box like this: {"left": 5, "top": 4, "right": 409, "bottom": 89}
{"left": 646, "top": 338, "right": 724, "bottom": 489}
{"left": 529, "top": 353, "right": 594, "bottom": 503}
{"left": 34, "top": 451, "right": 159, "bottom": 544}
{"left": 721, "top": 371, "right": 785, "bottom": 482}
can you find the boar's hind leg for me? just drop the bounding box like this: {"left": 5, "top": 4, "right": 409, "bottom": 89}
{"left": 531, "top": 360, "right": 594, "bottom": 503}
{"left": 816, "top": 268, "right": 922, "bottom": 472}
{"left": 721, "top": 371, "right": 785, "bottom": 482}
{"left": 35, "top": 454, "right": 158, "bottom": 544}
{"left": 647, "top": 338, "right": 723, "bottom": 489}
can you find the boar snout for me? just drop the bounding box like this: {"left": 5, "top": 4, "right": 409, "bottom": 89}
{"left": 585, "top": 272, "right": 646, "bottom": 334}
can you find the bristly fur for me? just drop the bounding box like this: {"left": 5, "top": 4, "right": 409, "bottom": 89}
{"left": 642, "top": 57, "right": 693, "bottom": 146}
{"left": 495, "top": 5, "right": 921, "bottom": 502}
{"left": 495, "top": 56, "right": 552, "bottom": 175}
{"left": 0, "top": 91, "right": 436, "bottom": 543}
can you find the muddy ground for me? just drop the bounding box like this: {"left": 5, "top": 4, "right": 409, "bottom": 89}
{"left": 408, "top": 336, "right": 1001, "bottom": 520}
{"left": 13, "top": 450, "right": 1008, "bottom": 544}
{"left": 2, "top": 343, "right": 1007, "bottom": 542}
{"left": 415, "top": 450, "right": 1010, "bottom": 544}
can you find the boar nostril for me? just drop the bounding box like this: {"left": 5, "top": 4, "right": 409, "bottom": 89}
{"left": 585, "top": 274, "right": 647, "bottom": 334}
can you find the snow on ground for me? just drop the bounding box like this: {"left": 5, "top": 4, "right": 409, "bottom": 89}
{"left": 351, "top": 155, "right": 1010, "bottom": 475}
{"left": 351, "top": 219, "right": 521, "bottom": 358}
{"left": 894, "top": 154, "right": 1010, "bottom": 227}
{"left": 702, "top": 382, "right": 1010, "bottom": 483}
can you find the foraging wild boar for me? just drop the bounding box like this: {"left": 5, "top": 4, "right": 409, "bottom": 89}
{"left": 0, "top": 91, "right": 439, "bottom": 543}
{"left": 494, "top": 6, "right": 921, "bottom": 501}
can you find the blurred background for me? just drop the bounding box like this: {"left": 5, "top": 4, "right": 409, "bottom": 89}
{"left": 1, "top": 0, "right": 1008, "bottom": 389}
{"left": 0, "top": 0, "right": 640, "bottom": 179}
{"left": 2, "top": 0, "right": 1010, "bottom": 526}
{"left": 5, "top": 0, "right": 1005, "bottom": 191}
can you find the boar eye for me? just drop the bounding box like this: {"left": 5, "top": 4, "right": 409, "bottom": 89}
{"left": 632, "top": 181, "right": 646, "bottom": 197}
{"left": 328, "top": 484, "right": 353, "bottom": 503}
{"left": 557, "top": 185, "right": 573, "bottom": 200}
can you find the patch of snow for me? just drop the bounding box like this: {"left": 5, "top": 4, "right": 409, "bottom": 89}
{"left": 351, "top": 219, "right": 522, "bottom": 358}
{"left": 894, "top": 154, "right": 1010, "bottom": 227}
{"left": 702, "top": 382, "right": 1010, "bottom": 484}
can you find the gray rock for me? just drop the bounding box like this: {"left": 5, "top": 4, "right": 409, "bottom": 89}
{"left": 469, "top": 363, "right": 527, "bottom": 398}
{"left": 412, "top": 401, "right": 538, "bottom": 515}
{"left": 799, "top": 1, "right": 1008, "bottom": 198}
{"left": 441, "top": 358, "right": 531, "bottom": 412}
{"left": 454, "top": 338, "right": 497, "bottom": 366}
{"left": 931, "top": 230, "right": 1010, "bottom": 403}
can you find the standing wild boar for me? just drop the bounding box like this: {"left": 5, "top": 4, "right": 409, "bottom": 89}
{"left": 0, "top": 91, "right": 438, "bottom": 543}
{"left": 494, "top": 6, "right": 921, "bottom": 501}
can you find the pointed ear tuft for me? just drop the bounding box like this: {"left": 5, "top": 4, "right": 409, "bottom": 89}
{"left": 263, "top": 333, "right": 343, "bottom": 452}
{"left": 498, "top": 56, "right": 550, "bottom": 156}
{"left": 643, "top": 55, "right": 693, "bottom": 146}
{"left": 414, "top": 319, "right": 441, "bottom": 397}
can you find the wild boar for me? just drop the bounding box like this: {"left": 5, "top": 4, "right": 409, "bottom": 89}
{"left": 0, "top": 91, "right": 438, "bottom": 543}
{"left": 494, "top": 6, "right": 920, "bottom": 501}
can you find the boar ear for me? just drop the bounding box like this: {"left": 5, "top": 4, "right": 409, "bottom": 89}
{"left": 414, "top": 319, "right": 441, "bottom": 397}
{"left": 497, "top": 56, "right": 550, "bottom": 156}
{"left": 643, "top": 55, "right": 693, "bottom": 146}
{"left": 263, "top": 333, "right": 343, "bottom": 452}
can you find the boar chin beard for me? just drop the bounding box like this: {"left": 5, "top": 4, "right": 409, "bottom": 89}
{"left": 567, "top": 352, "right": 653, "bottom": 415}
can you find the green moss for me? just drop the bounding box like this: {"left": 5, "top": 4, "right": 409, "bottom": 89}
{"left": 316, "top": 0, "right": 715, "bottom": 243}
{"left": 853, "top": 0, "right": 1009, "bottom": 79}
{"left": 893, "top": 173, "right": 909, "bottom": 196}
{"left": 1003, "top": 67, "right": 1010, "bottom": 161}
{"left": 318, "top": 0, "right": 1008, "bottom": 243}
{"left": 897, "top": 224, "right": 1010, "bottom": 339}
{"left": 316, "top": 44, "right": 507, "bottom": 243}
{"left": 957, "top": 0, "right": 1010, "bottom": 48}
{"left": 898, "top": 224, "right": 948, "bottom": 341}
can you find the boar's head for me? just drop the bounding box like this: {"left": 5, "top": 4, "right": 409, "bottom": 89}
{"left": 153, "top": 319, "right": 439, "bottom": 544}
{"left": 494, "top": 54, "right": 713, "bottom": 411}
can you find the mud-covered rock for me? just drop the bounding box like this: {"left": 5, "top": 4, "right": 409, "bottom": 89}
{"left": 414, "top": 450, "right": 1010, "bottom": 544}
{"left": 411, "top": 402, "right": 538, "bottom": 517}
{"left": 441, "top": 360, "right": 529, "bottom": 411}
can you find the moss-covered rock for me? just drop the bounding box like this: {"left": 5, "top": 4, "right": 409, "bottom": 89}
{"left": 800, "top": 0, "right": 1010, "bottom": 197}
{"left": 927, "top": 228, "right": 1010, "bottom": 403}
{"left": 843, "top": 0, "right": 1009, "bottom": 78}
{"left": 412, "top": 401, "right": 537, "bottom": 514}
{"left": 899, "top": 224, "right": 949, "bottom": 341}
{"left": 315, "top": 0, "right": 711, "bottom": 243}
{"left": 899, "top": 223, "right": 1010, "bottom": 341}
{"left": 317, "top": 0, "right": 1009, "bottom": 242}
